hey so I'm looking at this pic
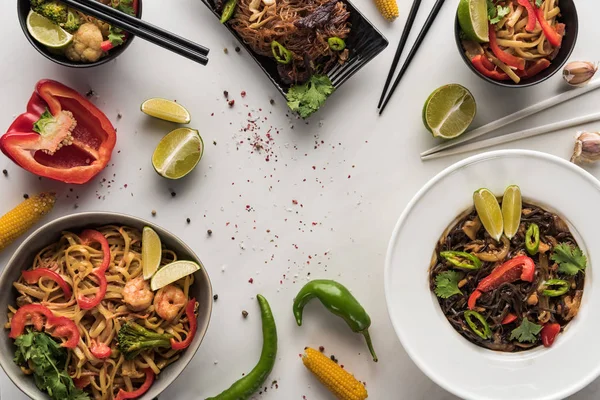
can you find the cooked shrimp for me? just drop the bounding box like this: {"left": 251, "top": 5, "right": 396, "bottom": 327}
{"left": 154, "top": 285, "right": 187, "bottom": 322}
{"left": 123, "top": 276, "right": 153, "bottom": 312}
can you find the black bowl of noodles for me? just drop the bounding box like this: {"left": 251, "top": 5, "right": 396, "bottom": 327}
{"left": 0, "top": 212, "right": 213, "bottom": 400}
{"left": 454, "top": 0, "right": 578, "bottom": 87}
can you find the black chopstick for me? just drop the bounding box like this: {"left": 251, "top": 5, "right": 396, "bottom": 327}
{"left": 377, "top": 0, "right": 422, "bottom": 109}
{"left": 60, "top": 0, "right": 209, "bottom": 65}
{"left": 378, "top": 0, "right": 447, "bottom": 115}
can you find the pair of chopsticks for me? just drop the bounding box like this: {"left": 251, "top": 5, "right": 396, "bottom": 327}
{"left": 60, "top": 0, "right": 209, "bottom": 65}
{"left": 421, "top": 79, "right": 600, "bottom": 160}
{"left": 378, "top": 0, "right": 447, "bottom": 115}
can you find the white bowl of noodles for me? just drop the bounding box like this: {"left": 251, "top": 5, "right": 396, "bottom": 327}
{"left": 0, "top": 212, "right": 213, "bottom": 400}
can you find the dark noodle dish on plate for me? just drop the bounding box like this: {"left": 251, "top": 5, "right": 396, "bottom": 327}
{"left": 429, "top": 185, "right": 587, "bottom": 352}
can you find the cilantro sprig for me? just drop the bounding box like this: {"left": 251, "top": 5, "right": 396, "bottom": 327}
{"left": 536, "top": 0, "right": 543, "bottom": 7}
{"left": 434, "top": 270, "right": 463, "bottom": 299}
{"left": 286, "top": 75, "right": 335, "bottom": 118}
{"left": 487, "top": 0, "right": 510, "bottom": 24}
{"left": 551, "top": 243, "right": 587, "bottom": 276}
{"left": 510, "top": 318, "right": 542, "bottom": 343}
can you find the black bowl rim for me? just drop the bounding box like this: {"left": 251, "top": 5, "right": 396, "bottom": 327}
{"left": 17, "top": 0, "right": 143, "bottom": 68}
{"left": 453, "top": 1, "right": 578, "bottom": 88}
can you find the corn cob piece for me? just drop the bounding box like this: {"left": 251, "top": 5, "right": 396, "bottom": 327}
{"left": 0, "top": 192, "right": 56, "bottom": 251}
{"left": 374, "top": 0, "right": 399, "bottom": 21}
{"left": 302, "top": 347, "right": 368, "bottom": 400}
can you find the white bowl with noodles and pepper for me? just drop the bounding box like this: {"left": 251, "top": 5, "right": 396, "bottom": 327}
{"left": 0, "top": 212, "right": 213, "bottom": 400}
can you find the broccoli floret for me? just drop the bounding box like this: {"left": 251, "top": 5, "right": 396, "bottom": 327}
{"left": 117, "top": 322, "right": 172, "bottom": 360}
{"left": 62, "top": 9, "right": 80, "bottom": 32}
{"left": 32, "top": 1, "right": 68, "bottom": 25}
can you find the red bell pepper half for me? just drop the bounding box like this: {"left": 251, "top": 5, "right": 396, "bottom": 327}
{"left": 9, "top": 304, "right": 80, "bottom": 348}
{"left": 77, "top": 229, "right": 110, "bottom": 310}
{"left": 535, "top": 5, "right": 563, "bottom": 47}
{"left": 489, "top": 26, "right": 526, "bottom": 71}
{"left": 541, "top": 323, "right": 561, "bottom": 347}
{"left": 115, "top": 368, "right": 155, "bottom": 400}
{"left": 0, "top": 79, "right": 116, "bottom": 184}
{"left": 170, "top": 298, "right": 198, "bottom": 350}
{"left": 517, "top": 0, "right": 537, "bottom": 32}
{"left": 22, "top": 268, "right": 72, "bottom": 299}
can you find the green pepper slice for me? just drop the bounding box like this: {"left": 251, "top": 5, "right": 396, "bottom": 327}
{"left": 542, "top": 279, "right": 570, "bottom": 297}
{"left": 271, "top": 41, "right": 292, "bottom": 64}
{"left": 440, "top": 251, "right": 482, "bottom": 270}
{"left": 525, "top": 223, "right": 540, "bottom": 255}
{"left": 327, "top": 37, "right": 346, "bottom": 51}
{"left": 464, "top": 311, "right": 492, "bottom": 339}
{"left": 220, "top": 0, "right": 237, "bottom": 23}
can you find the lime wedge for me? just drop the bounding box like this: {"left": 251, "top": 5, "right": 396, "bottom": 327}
{"left": 26, "top": 10, "right": 72, "bottom": 49}
{"left": 457, "top": 0, "right": 489, "bottom": 43}
{"left": 502, "top": 185, "right": 522, "bottom": 240}
{"left": 151, "top": 260, "right": 201, "bottom": 291}
{"left": 141, "top": 98, "right": 191, "bottom": 124}
{"left": 473, "top": 188, "right": 503, "bottom": 242}
{"left": 142, "top": 227, "right": 162, "bottom": 280}
{"left": 423, "top": 84, "right": 476, "bottom": 140}
{"left": 152, "top": 128, "right": 203, "bottom": 179}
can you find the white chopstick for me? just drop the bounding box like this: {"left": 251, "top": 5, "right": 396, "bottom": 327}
{"left": 421, "top": 79, "right": 600, "bottom": 158}
{"left": 421, "top": 112, "right": 600, "bottom": 160}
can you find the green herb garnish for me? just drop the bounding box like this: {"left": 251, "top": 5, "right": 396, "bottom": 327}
{"left": 510, "top": 318, "right": 542, "bottom": 343}
{"left": 286, "top": 75, "right": 334, "bottom": 118}
{"left": 434, "top": 270, "right": 463, "bottom": 299}
{"left": 551, "top": 243, "right": 587, "bottom": 276}
{"left": 535, "top": 0, "right": 543, "bottom": 7}
{"left": 487, "top": 0, "right": 510, "bottom": 24}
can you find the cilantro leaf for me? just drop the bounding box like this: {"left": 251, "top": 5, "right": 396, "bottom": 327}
{"left": 434, "top": 271, "right": 463, "bottom": 299}
{"left": 487, "top": 0, "right": 510, "bottom": 24}
{"left": 551, "top": 243, "right": 587, "bottom": 275}
{"left": 108, "top": 26, "right": 126, "bottom": 47}
{"left": 112, "top": 0, "right": 136, "bottom": 15}
{"left": 536, "top": 0, "right": 543, "bottom": 7}
{"left": 510, "top": 318, "right": 543, "bottom": 343}
{"left": 286, "top": 74, "right": 334, "bottom": 118}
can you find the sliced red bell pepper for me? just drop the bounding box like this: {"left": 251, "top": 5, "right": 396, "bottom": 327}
{"left": 517, "top": 0, "right": 537, "bottom": 32}
{"left": 90, "top": 339, "right": 112, "bottom": 359}
{"left": 489, "top": 26, "right": 526, "bottom": 70}
{"left": 471, "top": 55, "right": 510, "bottom": 81}
{"left": 73, "top": 377, "right": 92, "bottom": 389}
{"left": 0, "top": 80, "right": 116, "bottom": 184}
{"left": 501, "top": 313, "right": 517, "bottom": 325}
{"left": 22, "top": 268, "right": 72, "bottom": 299}
{"left": 535, "top": 5, "right": 562, "bottom": 47}
{"left": 541, "top": 323, "right": 561, "bottom": 347}
{"left": 170, "top": 298, "right": 198, "bottom": 350}
{"left": 115, "top": 368, "right": 155, "bottom": 400}
{"left": 9, "top": 304, "right": 54, "bottom": 338}
{"left": 518, "top": 59, "right": 551, "bottom": 79}
{"left": 79, "top": 230, "right": 111, "bottom": 272}
{"left": 46, "top": 315, "right": 80, "bottom": 348}
{"left": 77, "top": 230, "right": 110, "bottom": 310}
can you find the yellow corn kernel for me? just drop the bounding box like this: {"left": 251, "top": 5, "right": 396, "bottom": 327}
{"left": 302, "top": 347, "right": 368, "bottom": 400}
{"left": 0, "top": 192, "right": 56, "bottom": 251}
{"left": 374, "top": 0, "right": 399, "bottom": 21}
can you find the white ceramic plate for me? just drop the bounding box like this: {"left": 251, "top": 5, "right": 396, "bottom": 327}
{"left": 385, "top": 150, "right": 600, "bottom": 400}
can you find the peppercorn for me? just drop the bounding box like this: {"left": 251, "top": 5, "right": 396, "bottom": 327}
{"left": 228, "top": 100, "right": 235, "bottom": 107}
{"left": 2, "top": 169, "right": 7, "bottom": 176}
{"left": 269, "top": 99, "right": 275, "bottom": 105}
{"left": 186, "top": 218, "right": 191, "bottom": 224}
{"left": 171, "top": 191, "right": 176, "bottom": 197}
{"left": 319, "top": 346, "right": 325, "bottom": 352}
{"left": 235, "top": 46, "right": 241, "bottom": 52}
{"left": 23, "top": 194, "right": 29, "bottom": 199}
{"left": 242, "top": 310, "right": 248, "bottom": 318}
{"left": 151, "top": 210, "right": 157, "bottom": 216}
{"left": 224, "top": 90, "right": 229, "bottom": 98}
{"left": 213, "top": 294, "right": 218, "bottom": 301}
{"left": 207, "top": 229, "right": 213, "bottom": 236}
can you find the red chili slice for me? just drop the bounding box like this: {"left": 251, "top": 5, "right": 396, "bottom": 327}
{"left": 115, "top": 368, "right": 155, "bottom": 400}
{"left": 170, "top": 298, "right": 198, "bottom": 351}
{"left": 541, "top": 323, "right": 561, "bottom": 347}
{"left": 22, "top": 268, "right": 72, "bottom": 299}
{"left": 77, "top": 229, "right": 110, "bottom": 310}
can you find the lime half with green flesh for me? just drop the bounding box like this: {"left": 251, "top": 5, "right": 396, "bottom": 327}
{"left": 141, "top": 98, "right": 191, "bottom": 124}
{"left": 473, "top": 188, "right": 503, "bottom": 242}
{"left": 502, "top": 185, "right": 522, "bottom": 240}
{"left": 423, "top": 84, "right": 476, "bottom": 140}
{"left": 151, "top": 260, "right": 201, "bottom": 291}
{"left": 152, "top": 128, "right": 203, "bottom": 179}
{"left": 142, "top": 226, "right": 162, "bottom": 280}
{"left": 457, "top": 0, "right": 489, "bottom": 43}
{"left": 26, "top": 10, "right": 72, "bottom": 49}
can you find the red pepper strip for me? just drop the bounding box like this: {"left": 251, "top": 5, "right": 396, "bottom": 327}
{"left": 0, "top": 80, "right": 117, "bottom": 184}
{"left": 90, "top": 339, "right": 112, "bottom": 359}
{"left": 22, "top": 268, "right": 72, "bottom": 299}
{"left": 170, "top": 298, "right": 197, "bottom": 350}
{"left": 46, "top": 316, "right": 80, "bottom": 348}
{"left": 9, "top": 304, "right": 54, "bottom": 338}
{"left": 489, "top": 26, "right": 526, "bottom": 70}
{"left": 471, "top": 55, "right": 511, "bottom": 81}
{"left": 541, "top": 323, "right": 561, "bottom": 347}
{"left": 73, "top": 377, "right": 91, "bottom": 389}
{"left": 79, "top": 230, "right": 111, "bottom": 272}
{"left": 77, "top": 270, "right": 108, "bottom": 310}
{"left": 501, "top": 313, "right": 517, "bottom": 325}
{"left": 115, "top": 368, "right": 155, "bottom": 400}
{"left": 535, "top": 5, "right": 562, "bottom": 47}
{"left": 518, "top": 59, "right": 551, "bottom": 79}
{"left": 517, "top": 0, "right": 537, "bottom": 32}
{"left": 77, "top": 230, "right": 110, "bottom": 310}
{"left": 101, "top": 40, "right": 115, "bottom": 52}
{"left": 468, "top": 290, "right": 482, "bottom": 310}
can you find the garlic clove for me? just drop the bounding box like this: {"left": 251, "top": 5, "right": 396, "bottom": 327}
{"left": 571, "top": 131, "right": 600, "bottom": 164}
{"left": 563, "top": 61, "right": 598, "bottom": 87}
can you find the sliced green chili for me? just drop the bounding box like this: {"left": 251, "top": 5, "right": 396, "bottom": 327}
{"left": 464, "top": 311, "right": 492, "bottom": 339}
{"left": 271, "top": 41, "right": 292, "bottom": 64}
{"left": 525, "top": 223, "right": 540, "bottom": 255}
{"left": 220, "top": 0, "right": 237, "bottom": 23}
{"left": 542, "top": 279, "right": 570, "bottom": 297}
{"left": 440, "top": 251, "right": 482, "bottom": 270}
{"left": 327, "top": 37, "right": 346, "bottom": 51}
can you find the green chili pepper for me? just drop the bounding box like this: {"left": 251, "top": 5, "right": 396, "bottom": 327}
{"left": 439, "top": 251, "right": 482, "bottom": 270}
{"left": 525, "top": 223, "right": 540, "bottom": 255}
{"left": 542, "top": 279, "right": 570, "bottom": 297}
{"left": 206, "top": 294, "right": 277, "bottom": 400}
{"left": 293, "top": 279, "right": 378, "bottom": 362}
{"left": 327, "top": 37, "right": 346, "bottom": 51}
{"left": 270, "top": 41, "right": 292, "bottom": 64}
{"left": 220, "top": 0, "right": 237, "bottom": 23}
{"left": 464, "top": 311, "right": 492, "bottom": 339}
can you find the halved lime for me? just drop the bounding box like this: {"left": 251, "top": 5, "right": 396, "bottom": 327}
{"left": 502, "top": 185, "right": 522, "bottom": 240}
{"left": 151, "top": 260, "right": 201, "bottom": 291}
{"left": 142, "top": 226, "right": 162, "bottom": 280}
{"left": 152, "top": 128, "right": 203, "bottom": 179}
{"left": 457, "top": 0, "right": 489, "bottom": 43}
{"left": 26, "top": 10, "right": 72, "bottom": 49}
{"left": 141, "top": 98, "right": 191, "bottom": 124}
{"left": 423, "top": 84, "right": 476, "bottom": 140}
{"left": 473, "top": 188, "right": 503, "bottom": 242}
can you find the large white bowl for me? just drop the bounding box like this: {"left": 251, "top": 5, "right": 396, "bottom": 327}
{"left": 385, "top": 150, "right": 600, "bottom": 400}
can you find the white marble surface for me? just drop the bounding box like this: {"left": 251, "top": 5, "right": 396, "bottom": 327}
{"left": 1, "top": 0, "right": 600, "bottom": 399}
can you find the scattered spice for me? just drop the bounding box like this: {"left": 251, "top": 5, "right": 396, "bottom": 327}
{"left": 223, "top": 47, "right": 229, "bottom": 54}
{"left": 224, "top": 90, "right": 229, "bottom": 98}
{"left": 186, "top": 218, "right": 191, "bottom": 224}
{"left": 228, "top": 100, "right": 235, "bottom": 107}
{"left": 235, "top": 46, "right": 241, "bottom": 52}
{"left": 248, "top": 278, "right": 254, "bottom": 284}
{"left": 269, "top": 99, "right": 275, "bottom": 105}
{"left": 117, "top": 113, "right": 122, "bottom": 119}
{"left": 213, "top": 140, "right": 217, "bottom": 145}
{"left": 23, "top": 194, "right": 29, "bottom": 199}
{"left": 241, "top": 91, "right": 246, "bottom": 97}
{"left": 319, "top": 346, "right": 325, "bottom": 352}
{"left": 242, "top": 310, "right": 248, "bottom": 318}
{"left": 151, "top": 210, "right": 157, "bottom": 216}
{"left": 170, "top": 191, "right": 177, "bottom": 197}
{"left": 85, "top": 89, "right": 95, "bottom": 98}
{"left": 2, "top": 169, "right": 7, "bottom": 176}
{"left": 213, "top": 294, "right": 219, "bottom": 301}
{"left": 330, "top": 355, "right": 338, "bottom": 363}
{"left": 207, "top": 229, "right": 213, "bottom": 236}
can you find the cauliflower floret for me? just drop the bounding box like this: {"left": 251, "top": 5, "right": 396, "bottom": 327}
{"left": 65, "top": 23, "right": 103, "bottom": 63}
